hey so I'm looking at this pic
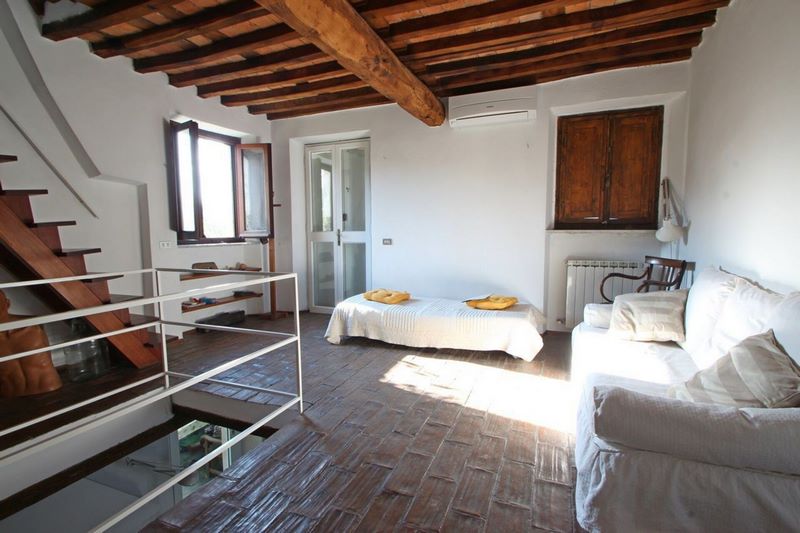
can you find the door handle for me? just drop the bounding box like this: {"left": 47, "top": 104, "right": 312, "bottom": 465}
{"left": 336, "top": 229, "right": 341, "bottom": 246}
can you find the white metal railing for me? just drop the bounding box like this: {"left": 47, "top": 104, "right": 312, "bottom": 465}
{"left": 0, "top": 267, "right": 304, "bottom": 532}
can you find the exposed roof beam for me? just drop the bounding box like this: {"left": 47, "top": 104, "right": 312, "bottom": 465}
{"left": 221, "top": 76, "right": 367, "bottom": 107}
{"left": 382, "top": 0, "right": 586, "bottom": 44}
{"left": 42, "top": 0, "right": 185, "bottom": 41}
{"left": 198, "top": 61, "right": 347, "bottom": 98}
{"left": 169, "top": 45, "right": 326, "bottom": 87}
{"left": 405, "top": 0, "right": 728, "bottom": 60}
{"left": 435, "top": 39, "right": 699, "bottom": 91}
{"left": 249, "top": 86, "right": 381, "bottom": 114}
{"left": 134, "top": 23, "right": 300, "bottom": 73}
{"left": 165, "top": 0, "right": 722, "bottom": 96}
{"left": 266, "top": 93, "right": 390, "bottom": 120}
{"left": 92, "top": 0, "right": 265, "bottom": 58}
{"left": 439, "top": 49, "right": 693, "bottom": 97}
{"left": 423, "top": 13, "right": 715, "bottom": 78}
{"left": 254, "top": 0, "right": 444, "bottom": 126}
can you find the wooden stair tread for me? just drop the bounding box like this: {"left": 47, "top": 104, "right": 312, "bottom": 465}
{"left": 182, "top": 292, "right": 262, "bottom": 313}
{"left": 27, "top": 220, "right": 77, "bottom": 228}
{"left": 55, "top": 248, "right": 102, "bottom": 257}
{"left": 0, "top": 189, "right": 48, "bottom": 196}
{"left": 0, "top": 155, "right": 18, "bottom": 163}
{"left": 108, "top": 293, "right": 142, "bottom": 304}
{"left": 83, "top": 272, "right": 124, "bottom": 283}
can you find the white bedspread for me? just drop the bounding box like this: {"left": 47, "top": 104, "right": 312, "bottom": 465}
{"left": 324, "top": 295, "right": 546, "bottom": 361}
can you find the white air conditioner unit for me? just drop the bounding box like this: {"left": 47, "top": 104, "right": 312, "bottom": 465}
{"left": 448, "top": 87, "right": 537, "bottom": 128}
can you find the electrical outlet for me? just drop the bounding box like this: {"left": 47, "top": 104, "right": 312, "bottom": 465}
{"left": 382, "top": 238, "right": 393, "bottom": 245}
{"left": 159, "top": 241, "right": 174, "bottom": 249}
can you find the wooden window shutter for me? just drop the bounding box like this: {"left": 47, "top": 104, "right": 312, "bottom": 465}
{"left": 555, "top": 114, "right": 608, "bottom": 225}
{"left": 555, "top": 106, "right": 663, "bottom": 229}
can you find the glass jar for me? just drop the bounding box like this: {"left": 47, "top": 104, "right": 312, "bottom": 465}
{"left": 64, "top": 320, "right": 111, "bottom": 382}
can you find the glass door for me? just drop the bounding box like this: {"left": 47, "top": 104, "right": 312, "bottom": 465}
{"left": 306, "top": 140, "right": 370, "bottom": 312}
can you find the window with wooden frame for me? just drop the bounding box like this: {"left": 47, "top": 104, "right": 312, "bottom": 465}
{"left": 167, "top": 120, "right": 274, "bottom": 244}
{"left": 555, "top": 106, "right": 663, "bottom": 230}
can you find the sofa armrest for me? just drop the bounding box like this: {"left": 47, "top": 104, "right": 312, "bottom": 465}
{"left": 592, "top": 385, "right": 800, "bottom": 475}
{"left": 583, "top": 303, "right": 613, "bottom": 329}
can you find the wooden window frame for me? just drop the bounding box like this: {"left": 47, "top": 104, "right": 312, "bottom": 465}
{"left": 167, "top": 121, "right": 274, "bottom": 245}
{"left": 554, "top": 106, "right": 664, "bottom": 230}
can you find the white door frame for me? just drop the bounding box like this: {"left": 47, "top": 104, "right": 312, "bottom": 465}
{"left": 305, "top": 139, "right": 371, "bottom": 313}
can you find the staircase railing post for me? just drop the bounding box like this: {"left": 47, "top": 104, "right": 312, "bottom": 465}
{"left": 293, "top": 274, "right": 303, "bottom": 414}
{"left": 154, "top": 269, "right": 170, "bottom": 389}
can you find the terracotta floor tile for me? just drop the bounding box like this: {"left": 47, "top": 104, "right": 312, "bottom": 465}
{"left": 442, "top": 509, "right": 486, "bottom": 532}
{"left": 355, "top": 490, "right": 413, "bottom": 533}
{"left": 495, "top": 460, "right": 534, "bottom": 508}
{"left": 452, "top": 467, "right": 497, "bottom": 518}
{"left": 467, "top": 434, "right": 506, "bottom": 473}
{"left": 486, "top": 500, "right": 533, "bottom": 532}
{"left": 427, "top": 440, "right": 472, "bottom": 482}
{"left": 384, "top": 452, "right": 435, "bottom": 496}
{"left": 408, "top": 421, "right": 450, "bottom": 456}
{"left": 404, "top": 476, "right": 457, "bottom": 530}
{"left": 334, "top": 463, "right": 392, "bottom": 515}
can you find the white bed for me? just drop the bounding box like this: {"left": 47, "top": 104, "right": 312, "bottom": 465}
{"left": 324, "top": 295, "right": 546, "bottom": 361}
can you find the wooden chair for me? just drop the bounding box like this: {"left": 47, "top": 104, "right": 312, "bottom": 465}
{"left": 600, "top": 256, "right": 694, "bottom": 303}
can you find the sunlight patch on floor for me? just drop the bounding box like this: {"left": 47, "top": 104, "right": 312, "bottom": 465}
{"left": 381, "top": 354, "right": 578, "bottom": 434}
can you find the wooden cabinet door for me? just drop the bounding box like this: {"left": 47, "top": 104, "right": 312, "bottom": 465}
{"left": 555, "top": 114, "right": 608, "bottom": 226}
{"left": 607, "top": 107, "right": 663, "bottom": 226}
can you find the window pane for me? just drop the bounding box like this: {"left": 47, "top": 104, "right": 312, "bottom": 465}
{"left": 343, "top": 242, "right": 366, "bottom": 299}
{"left": 176, "top": 128, "right": 195, "bottom": 232}
{"left": 241, "top": 148, "right": 268, "bottom": 233}
{"left": 310, "top": 151, "right": 333, "bottom": 232}
{"left": 312, "top": 241, "right": 335, "bottom": 307}
{"left": 198, "top": 137, "right": 235, "bottom": 239}
{"left": 341, "top": 147, "right": 367, "bottom": 232}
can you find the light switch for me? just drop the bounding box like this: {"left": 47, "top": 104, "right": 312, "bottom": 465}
{"left": 382, "top": 238, "right": 393, "bottom": 245}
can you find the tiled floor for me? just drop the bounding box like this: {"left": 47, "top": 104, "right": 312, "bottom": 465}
{"left": 148, "top": 312, "right": 580, "bottom": 532}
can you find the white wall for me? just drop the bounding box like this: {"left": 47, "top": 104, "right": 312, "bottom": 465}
{"left": 272, "top": 98, "right": 542, "bottom": 311}
{"left": 682, "top": 0, "right": 800, "bottom": 294}
{"left": 271, "top": 62, "right": 691, "bottom": 329}
{"left": 0, "top": 0, "right": 276, "bottom": 327}
{"left": 538, "top": 64, "right": 691, "bottom": 329}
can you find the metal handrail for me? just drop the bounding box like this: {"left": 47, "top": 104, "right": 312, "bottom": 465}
{"left": 0, "top": 267, "right": 305, "bottom": 532}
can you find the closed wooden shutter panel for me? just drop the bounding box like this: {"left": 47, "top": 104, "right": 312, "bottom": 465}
{"left": 607, "top": 107, "right": 663, "bottom": 225}
{"left": 555, "top": 106, "right": 663, "bottom": 229}
{"left": 555, "top": 114, "right": 608, "bottom": 225}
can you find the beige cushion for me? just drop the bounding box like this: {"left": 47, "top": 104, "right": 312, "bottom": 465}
{"left": 700, "top": 278, "right": 784, "bottom": 368}
{"left": 668, "top": 330, "right": 800, "bottom": 408}
{"left": 609, "top": 289, "right": 688, "bottom": 342}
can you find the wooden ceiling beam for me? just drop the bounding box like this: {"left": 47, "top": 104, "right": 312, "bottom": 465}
{"left": 423, "top": 13, "right": 716, "bottom": 78}
{"left": 439, "top": 49, "right": 693, "bottom": 97}
{"left": 249, "top": 86, "right": 381, "bottom": 114}
{"left": 169, "top": 45, "right": 326, "bottom": 87}
{"left": 434, "top": 34, "right": 702, "bottom": 91}
{"left": 405, "top": 0, "right": 728, "bottom": 61}
{"left": 266, "top": 93, "right": 390, "bottom": 121}
{"left": 198, "top": 61, "right": 348, "bottom": 98}
{"left": 126, "top": 0, "right": 449, "bottom": 75}
{"left": 42, "top": 0, "right": 185, "bottom": 41}
{"left": 383, "top": 0, "right": 585, "bottom": 44}
{"left": 158, "top": 0, "right": 722, "bottom": 95}
{"left": 134, "top": 23, "right": 300, "bottom": 73}
{"left": 92, "top": 0, "right": 265, "bottom": 58}
{"left": 254, "top": 0, "right": 444, "bottom": 126}
{"left": 221, "top": 75, "right": 367, "bottom": 107}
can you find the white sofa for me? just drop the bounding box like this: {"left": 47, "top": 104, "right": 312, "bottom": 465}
{"left": 572, "top": 267, "right": 800, "bottom": 532}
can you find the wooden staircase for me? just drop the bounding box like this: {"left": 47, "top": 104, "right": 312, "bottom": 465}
{"left": 0, "top": 155, "right": 159, "bottom": 368}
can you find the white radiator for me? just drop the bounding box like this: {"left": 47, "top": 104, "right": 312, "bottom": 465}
{"left": 565, "top": 259, "right": 645, "bottom": 329}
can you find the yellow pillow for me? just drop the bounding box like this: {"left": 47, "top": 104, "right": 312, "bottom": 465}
{"left": 466, "top": 295, "right": 518, "bottom": 310}
{"left": 363, "top": 289, "right": 410, "bottom": 305}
